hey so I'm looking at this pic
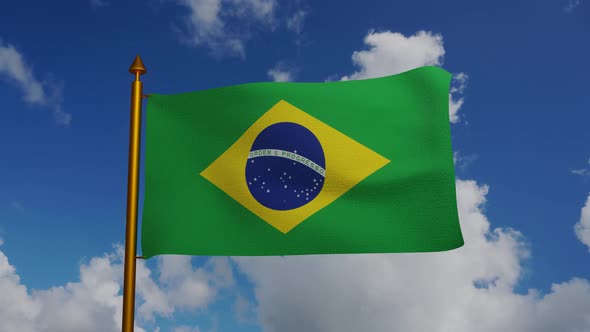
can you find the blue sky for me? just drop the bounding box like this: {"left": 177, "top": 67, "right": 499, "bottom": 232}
{"left": 1, "top": 0, "right": 589, "bottom": 331}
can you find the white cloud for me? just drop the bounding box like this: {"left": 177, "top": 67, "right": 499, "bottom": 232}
{"left": 0, "top": 39, "right": 71, "bottom": 126}
{"left": 340, "top": 30, "right": 445, "bottom": 81}
{"left": 151, "top": 255, "right": 233, "bottom": 314}
{"left": 267, "top": 68, "right": 293, "bottom": 82}
{"left": 156, "top": 256, "right": 215, "bottom": 310}
{"left": 234, "top": 179, "right": 590, "bottom": 332}
{"left": 0, "top": 245, "right": 233, "bottom": 331}
{"left": 135, "top": 257, "right": 173, "bottom": 322}
{"left": 449, "top": 72, "right": 468, "bottom": 123}
{"left": 453, "top": 151, "right": 478, "bottom": 170}
{"left": 0, "top": 248, "right": 40, "bottom": 332}
{"left": 52, "top": 107, "right": 71, "bottom": 126}
{"left": 0, "top": 41, "right": 45, "bottom": 105}
{"left": 448, "top": 96, "right": 464, "bottom": 123}
{"left": 0, "top": 246, "right": 135, "bottom": 332}
{"left": 451, "top": 72, "right": 468, "bottom": 93}
{"left": 571, "top": 158, "right": 590, "bottom": 177}
{"left": 286, "top": 10, "right": 307, "bottom": 34}
{"left": 564, "top": 0, "right": 582, "bottom": 12}
{"left": 175, "top": 0, "right": 276, "bottom": 58}
{"left": 574, "top": 194, "right": 590, "bottom": 251}
{"left": 267, "top": 61, "right": 297, "bottom": 82}
{"left": 209, "top": 256, "right": 235, "bottom": 288}
{"left": 339, "top": 30, "right": 467, "bottom": 123}
{"left": 232, "top": 0, "right": 275, "bottom": 20}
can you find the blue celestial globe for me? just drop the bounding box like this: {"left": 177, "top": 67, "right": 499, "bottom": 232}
{"left": 245, "top": 122, "right": 326, "bottom": 210}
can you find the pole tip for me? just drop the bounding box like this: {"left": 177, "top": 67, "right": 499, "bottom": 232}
{"left": 129, "top": 55, "right": 147, "bottom": 75}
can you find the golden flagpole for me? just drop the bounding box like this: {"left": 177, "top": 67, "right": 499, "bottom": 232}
{"left": 122, "top": 55, "right": 146, "bottom": 332}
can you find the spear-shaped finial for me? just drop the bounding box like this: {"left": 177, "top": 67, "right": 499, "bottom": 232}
{"left": 128, "top": 55, "right": 147, "bottom": 75}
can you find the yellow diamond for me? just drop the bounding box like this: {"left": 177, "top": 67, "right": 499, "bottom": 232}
{"left": 200, "top": 100, "right": 390, "bottom": 233}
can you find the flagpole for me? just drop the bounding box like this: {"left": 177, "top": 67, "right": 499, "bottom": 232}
{"left": 122, "top": 55, "right": 146, "bottom": 332}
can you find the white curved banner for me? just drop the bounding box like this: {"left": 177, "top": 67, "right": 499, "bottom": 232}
{"left": 248, "top": 149, "right": 326, "bottom": 177}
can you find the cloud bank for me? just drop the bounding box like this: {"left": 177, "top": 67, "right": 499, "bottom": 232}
{"left": 235, "top": 179, "right": 590, "bottom": 332}
{"left": 0, "top": 244, "right": 233, "bottom": 332}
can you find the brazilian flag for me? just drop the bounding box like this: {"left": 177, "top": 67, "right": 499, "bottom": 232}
{"left": 140, "top": 66, "right": 463, "bottom": 258}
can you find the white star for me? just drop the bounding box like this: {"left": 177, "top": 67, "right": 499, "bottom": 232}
{"left": 254, "top": 178, "right": 257, "bottom": 181}
{"left": 294, "top": 150, "right": 297, "bottom": 153}
{"left": 306, "top": 193, "right": 309, "bottom": 196}
{"left": 249, "top": 182, "right": 252, "bottom": 185}
{"left": 297, "top": 194, "right": 300, "bottom": 197}
{"left": 284, "top": 185, "right": 287, "bottom": 188}
{"left": 267, "top": 189, "right": 270, "bottom": 193}
{"left": 263, "top": 182, "right": 265, "bottom": 185}
{"left": 268, "top": 168, "right": 271, "bottom": 171}
{"left": 283, "top": 172, "right": 287, "bottom": 175}
{"left": 251, "top": 160, "right": 254, "bottom": 163}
